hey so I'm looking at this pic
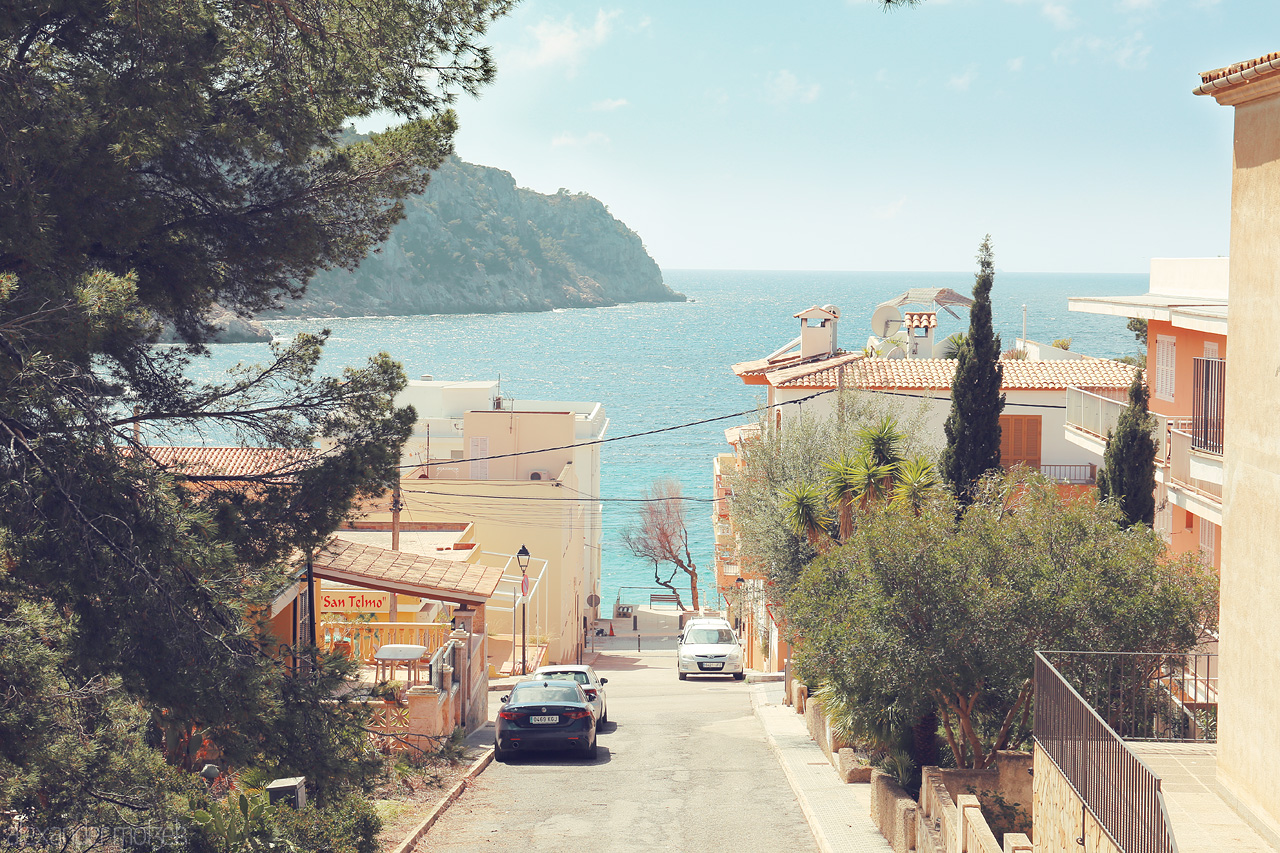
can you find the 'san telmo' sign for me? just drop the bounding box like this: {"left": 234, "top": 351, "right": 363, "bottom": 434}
{"left": 321, "top": 590, "right": 390, "bottom": 611}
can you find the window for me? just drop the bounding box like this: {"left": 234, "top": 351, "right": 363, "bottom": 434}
{"left": 1204, "top": 341, "right": 1219, "bottom": 359}
{"left": 999, "top": 414, "right": 1042, "bottom": 470}
{"left": 468, "top": 436, "right": 489, "bottom": 479}
{"left": 1200, "top": 518, "right": 1218, "bottom": 567}
{"left": 1155, "top": 335, "right": 1176, "bottom": 401}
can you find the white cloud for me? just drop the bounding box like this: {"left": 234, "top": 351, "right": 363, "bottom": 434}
{"left": 876, "top": 197, "right": 908, "bottom": 220}
{"left": 766, "top": 69, "right": 821, "bottom": 104}
{"left": 511, "top": 10, "right": 620, "bottom": 73}
{"left": 592, "top": 98, "right": 629, "bottom": 111}
{"left": 551, "top": 131, "right": 611, "bottom": 148}
{"left": 1008, "top": 56, "right": 1025, "bottom": 72}
{"left": 947, "top": 67, "right": 978, "bottom": 92}
{"left": 1054, "top": 31, "right": 1151, "bottom": 70}
{"left": 1041, "top": 2, "right": 1074, "bottom": 29}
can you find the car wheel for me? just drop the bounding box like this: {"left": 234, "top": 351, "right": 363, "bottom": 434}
{"left": 494, "top": 742, "right": 508, "bottom": 763}
{"left": 586, "top": 736, "right": 598, "bottom": 760}
{"left": 601, "top": 707, "right": 608, "bottom": 725}
{"left": 678, "top": 671, "right": 687, "bottom": 681}
{"left": 733, "top": 672, "right": 745, "bottom": 681}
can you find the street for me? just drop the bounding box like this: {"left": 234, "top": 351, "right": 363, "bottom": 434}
{"left": 421, "top": 648, "right": 819, "bottom": 852}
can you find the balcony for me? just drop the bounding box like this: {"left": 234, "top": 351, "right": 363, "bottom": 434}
{"left": 1065, "top": 386, "right": 1187, "bottom": 464}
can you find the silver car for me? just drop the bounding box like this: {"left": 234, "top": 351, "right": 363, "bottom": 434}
{"left": 532, "top": 664, "right": 610, "bottom": 723}
{"left": 677, "top": 619, "right": 744, "bottom": 680}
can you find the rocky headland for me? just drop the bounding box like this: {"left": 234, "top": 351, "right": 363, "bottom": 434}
{"left": 264, "top": 156, "right": 683, "bottom": 320}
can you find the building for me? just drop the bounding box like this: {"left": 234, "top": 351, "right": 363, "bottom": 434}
{"left": 731, "top": 300, "right": 1138, "bottom": 485}
{"left": 358, "top": 379, "right": 608, "bottom": 671}
{"left": 1027, "top": 51, "right": 1280, "bottom": 853}
{"left": 1196, "top": 49, "right": 1280, "bottom": 845}
{"left": 1067, "top": 257, "right": 1227, "bottom": 571}
{"left": 716, "top": 300, "right": 1137, "bottom": 677}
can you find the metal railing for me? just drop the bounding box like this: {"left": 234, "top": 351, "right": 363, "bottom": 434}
{"left": 1039, "top": 463, "right": 1097, "bottom": 484}
{"left": 1191, "top": 357, "right": 1226, "bottom": 455}
{"left": 1065, "top": 386, "right": 1191, "bottom": 466}
{"left": 1169, "top": 429, "right": 1223, "bottom": 501}
{"left": 1035, "top": 652, "right": 1179, "bottom": 853}
{"left": 1045, "top": 651, "right": 1217, "bottom": 742}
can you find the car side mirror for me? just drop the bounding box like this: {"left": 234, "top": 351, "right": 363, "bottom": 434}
{"left": 500, "top": 695, "right": 510, "bottom": 703}
{"left": 600, "top": 678, "right": 608, "bottom": 684}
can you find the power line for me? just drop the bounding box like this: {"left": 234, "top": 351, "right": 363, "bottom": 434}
{"left": 397, "top": 388, "right": 838, "bottom": 470}
{"left": 398, "top": 486, "right": 719, "bottom": 503}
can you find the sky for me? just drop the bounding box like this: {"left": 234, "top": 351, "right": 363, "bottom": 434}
{"left": 377, "top": 1, "right": 1280, "bottom": 273}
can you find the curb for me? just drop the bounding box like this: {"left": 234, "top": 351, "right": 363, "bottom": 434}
{"left": 389, "top": 747, "right": 495, "bottom": 853}
{"left": 749, "top": 685, "right": 836, "bottom": 853}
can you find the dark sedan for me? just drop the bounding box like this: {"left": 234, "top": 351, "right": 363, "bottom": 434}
{"left": 495, "top": 680, "right": 598, "bottom": 761}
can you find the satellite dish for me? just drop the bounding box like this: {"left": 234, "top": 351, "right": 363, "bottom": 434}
{"left": 882, "top": 345, "right": 906, "bottom": 359}
{"left": 822, "top": 304, "right": 841, "bottom": 319}
{"left": 871, "top": 304, "right": 903, "bottom": 338}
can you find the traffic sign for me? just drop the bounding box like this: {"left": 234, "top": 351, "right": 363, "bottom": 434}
{"left": 586, "top": 593, "right": 601, "bottom": 607}
{"left": 521, "top": 574, "right": 530, "bottom": 598}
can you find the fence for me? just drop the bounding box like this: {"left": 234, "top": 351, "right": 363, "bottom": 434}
{"left": 1035, "top": 652, "right": 1181, "bottom": 853}
{"left": 321, "top": 618, "right": 450, "bottom": 664}
{"left": 1191, "top": 357, "right": 1226, "bottom": 455}
{"left": 1065, "top": 387, "right": 1190, "bottom": 465}
{"left": 1039, "top": 463, "right": 1097, "bottom": 484}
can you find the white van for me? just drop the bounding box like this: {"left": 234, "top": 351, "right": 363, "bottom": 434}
{"left": 677, "top": 617, "right": 744, "bottom": 680}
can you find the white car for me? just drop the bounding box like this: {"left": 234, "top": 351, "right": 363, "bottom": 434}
{"left": 677, "top": 618, "right": 745, "bottom": 680}
{"left": 532, "top": 664, "right": 610, "bottom": 723}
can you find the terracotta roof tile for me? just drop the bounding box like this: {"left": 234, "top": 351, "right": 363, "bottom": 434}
{"left": 1200, "top": 51, "right": 1280, "bottom": 85}
{"left": 143, "top": 446, "right": 314, "bottom": 478}
{"left": 312, "top": 537, "right": 504, "bottom": 603}
{"left": 904, "top": 312, "right": 938, "bottom": 329}
{"left": 771, "top": 355, "right": 1139, "bottom": 391}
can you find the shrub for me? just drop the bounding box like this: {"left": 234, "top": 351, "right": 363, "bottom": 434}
{"left": 272, "top": 792, "right": 382, "bottom": 853}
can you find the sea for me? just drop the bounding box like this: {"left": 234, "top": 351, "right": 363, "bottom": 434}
{"left": 188, "top": 269, "right": 1147, "bottom": 611}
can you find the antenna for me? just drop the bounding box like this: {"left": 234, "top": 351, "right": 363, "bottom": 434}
{"left": 870, "top": 304, "right": 903, "bottom": 338}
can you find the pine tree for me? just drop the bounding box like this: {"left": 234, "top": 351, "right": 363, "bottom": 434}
{"left": 1097, "top": 372, "right": 1158, "bottom": 527}
{"left": 941, "top": 236, "right": 1006, "bottom": 505}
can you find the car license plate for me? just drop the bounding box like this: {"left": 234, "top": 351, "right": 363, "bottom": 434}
{"left": 701, "top": 662, "right": 723, "bottom": 670}
{"left": 530, "top": 715, "right": 559, "bottom": 724}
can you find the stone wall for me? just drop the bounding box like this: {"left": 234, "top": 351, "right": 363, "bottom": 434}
{"left": 870, "top": 770, "right": 918, "bottom": 853}
{"left": 1032, "top": 742, "right": 1121, "bottom": 853}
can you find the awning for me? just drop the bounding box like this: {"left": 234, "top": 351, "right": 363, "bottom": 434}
{"left": 308, "top": 537, "right": 504, "bottom": 605}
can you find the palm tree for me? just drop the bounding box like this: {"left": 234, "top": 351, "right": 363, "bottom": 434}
{"left": 891, "top": 456, "right": 941, "bottom": 515}
{"left": 823, "top": 455, "right": 862, "bottom": 543}
{"left": 858, "top": 416, "right": 905, "bottom": 469}
{"left": 782, "top": 483, "right": 833, "bottom": 552}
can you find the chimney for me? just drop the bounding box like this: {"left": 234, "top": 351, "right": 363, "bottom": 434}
{"left": 794, "top": 305, "right": 840, "bottom": 360}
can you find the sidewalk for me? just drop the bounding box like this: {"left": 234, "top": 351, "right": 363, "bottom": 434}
{"left": 751, "top": 682, "right": 893, "bottom": 853}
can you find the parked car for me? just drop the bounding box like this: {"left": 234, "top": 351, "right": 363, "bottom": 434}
{"left": 495, "top": 679, "right": 598, "bottom": 761}
{"left": 677, "top": 618, "right": 745, "bottom": 680}
{"left": 532, "top": 664, "right": 609, "bottom": 723}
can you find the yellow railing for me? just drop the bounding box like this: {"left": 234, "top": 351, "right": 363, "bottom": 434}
{"left": 321, "top": 619, "right": 450, "bottom": 663}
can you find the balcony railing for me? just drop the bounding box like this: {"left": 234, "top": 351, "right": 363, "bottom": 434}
{"left": 1038, "top": 463, "right": 1097, "bottom": 484}
{"left": 1169, "top": 429, "right": 1223, "bottom": 501}
{"left": 321, "top": 619, "right": 451, "bottom": 664}
{"left": 1034, "top": 652, "right": 1179, "bottom": 853}
{"left": 1191, "top": 357, "right": 1226, "bottom": 455}
{"left": 1066, "top": 386, "right": 1191, "bottom": 466}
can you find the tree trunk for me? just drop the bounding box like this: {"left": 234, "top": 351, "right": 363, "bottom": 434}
{"left": 911, "top": 710, "right": 940, "bottom": 769}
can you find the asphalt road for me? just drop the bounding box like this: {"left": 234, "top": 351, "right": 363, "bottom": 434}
{"left": 420, "top": 648, "right": 818, "bottom": 852}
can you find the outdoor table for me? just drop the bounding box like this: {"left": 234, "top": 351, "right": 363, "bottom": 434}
{"left": 373, "top": 644, "right": 429, "bottom": 686}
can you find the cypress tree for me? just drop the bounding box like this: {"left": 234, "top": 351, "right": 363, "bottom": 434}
{"left": 1097, "top": 372, "right": 1158, "bottom": 527}
{"left": 941, "top": 235, "right": 1006, "bottom": 505}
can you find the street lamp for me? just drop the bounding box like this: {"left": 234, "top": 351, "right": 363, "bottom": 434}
{"left": 517, "top": 545, "right": 530, "bottom": 674}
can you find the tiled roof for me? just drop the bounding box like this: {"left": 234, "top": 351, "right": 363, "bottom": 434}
{"left": 311, "top": 537, "right": 504, "bottom": 604}
{"left": 731, "top": 352, "right": 805, "bottom": 379}
{"left": 904, "top": 312, "right": 938, "bottom": 329}
{"left": 1200, "top": 51, "right": 1280, "bottom": 84}
{"left": 772, "top": 356, "right": 1140, "bottom": 391}
{"left": 143, "top": 446, "right": 314, "bottom": 479}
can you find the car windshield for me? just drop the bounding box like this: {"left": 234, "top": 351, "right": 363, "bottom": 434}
{"left": 541, "top": 671, "right": 590, "bottom": 685}
{"left": 510, "top": 684, "right": 581, "bottom": 704}
{"left": 685, "top": 628, "right": 736, "bottom": 645}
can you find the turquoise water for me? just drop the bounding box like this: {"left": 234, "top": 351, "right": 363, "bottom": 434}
{"left": 190, "top": 270, "right": 1147, "bottom": 609}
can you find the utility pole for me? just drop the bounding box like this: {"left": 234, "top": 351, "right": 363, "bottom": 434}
{"left": 389, "top": 480, "right": 402, "bottom": 621}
